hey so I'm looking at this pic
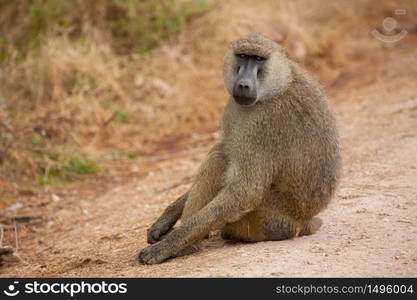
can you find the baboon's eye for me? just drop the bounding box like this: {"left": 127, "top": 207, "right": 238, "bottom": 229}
{"left": 255, "top": 56, "right": 265, "bottom": 61}
{"left": 238, "top": 54, "right": 247, "bottom": 59}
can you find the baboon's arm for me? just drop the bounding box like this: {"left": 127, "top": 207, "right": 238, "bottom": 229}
{"left": 180, "top": 143, "right": 228, "bottom": 220}
{"left": 147, "top": 192, "right": 188, "bottom": 244}
{"left": 138, "top": 156, "right": 273, "bottom": 264}
{"left": 147, "top": 143, "right": 225, "bottom": 244}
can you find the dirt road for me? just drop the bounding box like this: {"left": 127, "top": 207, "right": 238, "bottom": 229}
{"left": 1, "top": 0, "right": 417, "bottom": 277}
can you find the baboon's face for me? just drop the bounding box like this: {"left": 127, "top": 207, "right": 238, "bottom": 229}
{"left": 231, "top": 53, "right": 266, "bottom": 106}
{"left": 224, "top": 49, "right": 290, "bottom": 106}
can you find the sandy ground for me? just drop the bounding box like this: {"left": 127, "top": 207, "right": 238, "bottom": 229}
{"left": 1, "top": 3, "right": 417, "bottom": 277}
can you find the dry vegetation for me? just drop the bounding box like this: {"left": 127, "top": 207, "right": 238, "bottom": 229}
{"left": 0, "top": 0, "right": 211, "bottom": 201}
{"left": 1, "top": 0, "right": 416, "bottom": 199}
{"left": 0, "top": 0, "right": 417, "bottom": 275}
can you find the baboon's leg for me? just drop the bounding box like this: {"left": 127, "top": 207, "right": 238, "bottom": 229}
{"left": 262, "top": 216, "right": 322, "bottom": 240}
{"left": 262, "top": 218, "right": 301, "bottom": 241}
{"left": 181, "top": 145, "right": 227, "bottom": 222}
{"left": 219, "top": 187, "right": 324, "bottom": 242}
{"left": 221, "top": 214, "right": 322, "bottom": 242}
{"left": 221, "top": 212, "right": 299, "bottom": 242}
{"left": 220, "top": 192, "right": 323, "bottom": 242}
{"left": 221, "top": 209, "right": 266, "bottom": 242}
{"left": 147, "top": 193, "right": 189, "bottom": 244}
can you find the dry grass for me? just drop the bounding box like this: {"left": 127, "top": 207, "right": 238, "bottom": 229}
{"left": 1, "top": 0, "right": 416, "bottom": 200}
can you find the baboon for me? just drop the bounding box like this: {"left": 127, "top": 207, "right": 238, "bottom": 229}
{"left": 137, "top": 33, "right": 341, "bottom": 264}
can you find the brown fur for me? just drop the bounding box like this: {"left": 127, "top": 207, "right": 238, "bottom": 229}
{"left": 137, "top": 33, "right": 341, "bottom": 264}
{"left": 231, "top": 32, "right": 279, "bottom": 58}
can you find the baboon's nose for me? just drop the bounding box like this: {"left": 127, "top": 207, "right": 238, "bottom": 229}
{"left": 238, "top": 82, "right": 250, "bottom": 90}
{"left": 237, "top": 79, "right": 252, "bottom": 91}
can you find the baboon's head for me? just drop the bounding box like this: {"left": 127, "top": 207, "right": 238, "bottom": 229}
{"left": 223, "top": 33, "right": 292, "bottom": 106}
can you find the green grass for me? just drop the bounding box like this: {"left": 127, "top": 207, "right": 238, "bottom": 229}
{"left": 64, "top": 154, "right": 99, "bottom": 175}
{"left": 114, "top": 110, "right": 129, "bottom": 122}
{"left": 30, "top": 134, "right": 46, "bottom": 147}
{"left": 100, "top": 99, "right": 113, "bottom": 110}
{"left": 106, "top": 151, "right": 140, "bottom": 160}
{"left": 127, "top": 152, "right": 139, "bottom": 160}
{"left": 38, "top": 169, "right": 72, "bottom": 186}
{"left": 35, "top": 152, "right": 98, "bottom": 185}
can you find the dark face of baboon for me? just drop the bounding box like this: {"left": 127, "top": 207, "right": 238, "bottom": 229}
{"left": 231, "top": 54, "right": 265, "bottom": 105}
{"left": 223, "top": 32, "right": 292, "bottom": 106}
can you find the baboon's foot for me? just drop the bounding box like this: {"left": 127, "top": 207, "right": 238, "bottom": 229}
{"left": 137, "top": 242, "right": 171, "bottom": 265}
{"left": 221, "top": 218, "right": 297, "bottom": 242}
{"left": 137, "top": 243, "right": 199, "bottom": 265}
{"left": 299, "top": 217, "right": 323, "bottom": 236}
{"left": 221, "top": 229, "right": 232, "bottom": 240}
{"left": 147, "top": 222, "right": 173, "bottom": 244}
{"left": 220, "top": 227, "right": 256, "bottom": 242}
{"left": 263, "top": 219, "right": 297, "bottom": 241}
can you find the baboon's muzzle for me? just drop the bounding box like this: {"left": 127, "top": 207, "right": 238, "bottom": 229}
{"left": 232, "top": 60, "right": 258, "bottom": 106}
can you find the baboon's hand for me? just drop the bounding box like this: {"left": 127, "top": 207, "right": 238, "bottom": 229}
{"left": 136, "top": 241, "right": 173, "bottom": 265}
{"left": 147, "top": 222, "right": 171, "bottom": 244}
